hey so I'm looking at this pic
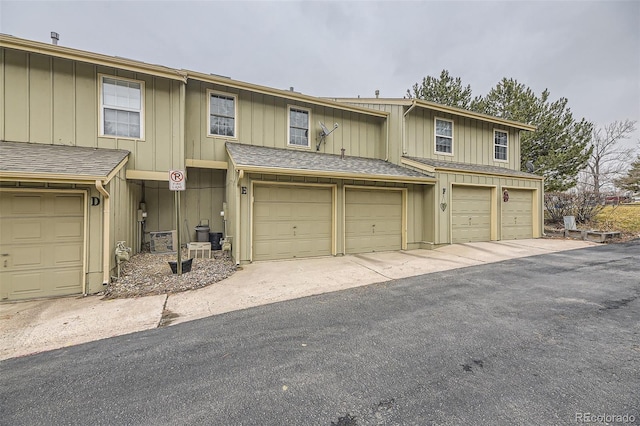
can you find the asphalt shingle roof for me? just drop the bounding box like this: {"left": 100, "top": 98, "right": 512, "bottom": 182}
{"left": 0, "top": 141, "right": 130, "bottom": 178}
{"left": 226, "top": 142, "right": 434, "bottom": 181}
{"left": 404, "top": 156, "right": 541, "bottom": 179}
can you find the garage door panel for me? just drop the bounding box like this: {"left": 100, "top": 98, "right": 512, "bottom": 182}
{"left": 54, "top": 244, "right": 83, "bottom": 265}
{"left": 345, "top": 189, "right": 402, "bottom": 254}
{"left": 10, "top": 195, "right": 44, "bottom": 214}
{"left": 253, "top": 186, "right": 332, "bottom": 261}
{"left": 54, "top": 219, "right": 84, "bottom": 240}
{"left": 54, "top": 195, "right": 83, "bottom": 214}
{"left": 1, "top": 191, "right": 85, "bottom": 301}
{"left": 452, "top": 186, "right": 492, "bottom": 243}
{"left": 11, "top": 246, "right": 43, "bottom": 268}
{"left": 502, "top": 189, "right": 533, "bottom": 240}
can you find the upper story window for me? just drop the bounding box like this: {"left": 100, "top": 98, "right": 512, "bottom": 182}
{"left": 100, "top": 75, "right": 144, "bottom": 139}
{"left": 435, "top": 118, "right": 453, "bottom": 154}
{"left": 208, "top": 91, "right": 237, "bottom": 138}
{"left": 494, "top": 130, "right": 508, "bottom": 161}
{"left": 288, "top": 106, "right": 310, "bottom": 148}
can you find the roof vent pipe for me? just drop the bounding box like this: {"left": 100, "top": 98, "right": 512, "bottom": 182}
{"left": 50, "top": 32, "right": 59, "bottom": 45}
{"left": 375, "top": 89, "right": 380, "bottom": 98}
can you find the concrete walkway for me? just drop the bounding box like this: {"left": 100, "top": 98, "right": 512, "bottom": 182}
{"left": 0, "top": 239, "right": 596, "bottom": 361}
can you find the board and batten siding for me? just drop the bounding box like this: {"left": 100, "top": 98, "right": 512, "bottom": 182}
{"left": 1, "top": 48, "right": 184, "bottom": 172}
{"left": 185, "top": 81, "right": 386, "bottom": 163}
{"left": 433, "top": 171, "right": 542, "bottom": 245}
{"left": 404, "top": 109, "right": 521, "bottom": 170}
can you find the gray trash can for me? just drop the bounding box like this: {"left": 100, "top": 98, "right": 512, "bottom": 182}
{"left": 195, "top": 220, "right": 210, "bottom": 242}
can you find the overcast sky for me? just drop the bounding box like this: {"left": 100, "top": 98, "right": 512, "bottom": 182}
{"left": 1, "top": 0, "right": 639, "bottom": 150}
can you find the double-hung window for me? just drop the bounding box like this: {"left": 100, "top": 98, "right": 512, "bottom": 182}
{"left": 494, "top": 130, "right": 508, "bottom": 161}
{"left": 435, "top": 118, "right": 453, "bottom": 154}
{"left": 100, "top": 75, "right": 144, "bottom": 139}
{"left": 209, "top": 91, "right": 237, "bottom": 137}
{"left": 288, "top": 107, "right": 310, "bottom": 148}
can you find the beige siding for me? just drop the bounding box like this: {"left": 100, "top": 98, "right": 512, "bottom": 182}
{"left": 431, "top": 171, "right": 543, "bottom": 245}
{"left": 405, "top": 109, "right": 520, "bottom": 170}
{"left": 185, "top": 81, "right": 386, "bottom": 163}
{"left": 1, "top": 48, "right": 183, "bottom": 172}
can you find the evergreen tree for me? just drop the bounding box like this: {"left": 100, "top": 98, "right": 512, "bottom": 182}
{"left": 407, "top": 73, "right": 594, "bottom": 192}
{"left": 614, "top": 154, "right": 640, "bottom": 193}
{"left": 406, "top": 70, "right": 472, "bottom": 109}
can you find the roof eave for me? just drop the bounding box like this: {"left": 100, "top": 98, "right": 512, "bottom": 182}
{"left": 232, "top": 164, "right": 436, "bottom": 184}
{"left": 186, "top": 70, "right": 389, "bottom": 118}
{"left": 334, "top": 97, "right": 536, "bottom": 132}
{"left": 0, "top": 34, "right": 187, "bottom": 83}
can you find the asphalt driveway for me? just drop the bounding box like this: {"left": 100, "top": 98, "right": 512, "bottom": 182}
{"left": 1, "top": 240, "right": 638, "bottom": 425}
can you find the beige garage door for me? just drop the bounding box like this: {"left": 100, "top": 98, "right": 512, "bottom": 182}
{"left": 502, "top": 189, "right": 533, "bottom": 240}
{"left": 253, "top": 185, "right": 332, "bottom": 261}
{"left": 0, "top": 191, "right": 84, "bottom": 301}
{"left": 345, "top": 189, "right": 402, "bottom": 254}
{"left": 451, "top": 186, "right": 492, "bottom": 243}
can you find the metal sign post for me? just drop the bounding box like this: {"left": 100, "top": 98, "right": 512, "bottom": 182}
{"left": 169, "top": 170, "right": 186, "bottom": 275}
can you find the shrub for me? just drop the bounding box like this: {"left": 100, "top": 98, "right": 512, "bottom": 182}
{"left": 544, "top": 192, "right": 604, "bottom": 224}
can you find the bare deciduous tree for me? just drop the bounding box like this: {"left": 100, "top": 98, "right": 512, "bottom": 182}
{"left": 580, "top": 120, "right": 637, "bottom": 195}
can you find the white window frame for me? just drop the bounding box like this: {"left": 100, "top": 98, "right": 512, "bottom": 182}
{"left": 434, "top": 117, "right": 454, "bottom": 156}
{"left": 98, "top": 74, "right": 145, "bottom": 140}
{"left": 493, "top": 129, "right": 509, "bottom": 162}
{"left": 287, "top": 105, "right": 312, "bottom": 149}
{"left": 207, "top": 89, "right": 238, "bottom": 139}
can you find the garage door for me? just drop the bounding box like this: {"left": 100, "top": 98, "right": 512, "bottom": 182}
{"left": 501, "top": 189, "right": 533, "bottom": 240}
{"left": 345, "top": 189, "right": 402, "bottom": 254}
{"left": 451, "top": 186, "right": 492, "bottom": 243}
{"left": 0, "top": 191, "right": 84, "bottom": 301}
{"left": 253, "top": 185, "right": 332, "bottom": 261}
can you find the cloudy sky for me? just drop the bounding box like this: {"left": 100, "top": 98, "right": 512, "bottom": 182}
{"left": 1, "top": 0, "right": 639, "bottom": 150}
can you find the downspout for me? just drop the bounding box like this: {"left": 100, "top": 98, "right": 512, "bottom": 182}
{"left": 384, "top": 117, "right": 390, "bottom": 162}
{"left": 402, "top": 100, "right": 418, "bottom": 156}
{"left": 235, "top": 169, "right": 243, "bottom": 265}
{"left": 95, "top": 180, "right": 110, "bottom": 286}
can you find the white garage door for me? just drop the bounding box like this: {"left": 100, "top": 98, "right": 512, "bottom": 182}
{"left": 0, "top": 191, "right": 84, "bottom": 301}
{"left": 345, "top": 189, "right": 402, "bottom": 254}
{"left": 451, "top": 186, "right": 492, "bottom": 243}
{"left": 502, "top": 189, "right": 533, "bottom": 240}
{"left": 253, "top": 185, "right": 333, "bottom": 261}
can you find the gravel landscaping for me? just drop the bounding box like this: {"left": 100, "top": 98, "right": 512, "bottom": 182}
{"left": 103, "top": 250, "right": 237, "bottom": 299}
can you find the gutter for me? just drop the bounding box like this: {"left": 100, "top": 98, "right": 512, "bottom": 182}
{"left": 402, "top": 100, "right": 418, "bottom": 155}
{"left": 95, "top": 180, "right": 111, "bottom": 286}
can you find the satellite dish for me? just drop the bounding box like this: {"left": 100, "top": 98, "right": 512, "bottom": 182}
{"left": 525, "top": 160, "right": 535, "bottom": 173}
{"left": 316, "top": 121, "right": 339, "bottom": 151}
{"left": 320, "top": 122, "right": 331, "bottom": 137}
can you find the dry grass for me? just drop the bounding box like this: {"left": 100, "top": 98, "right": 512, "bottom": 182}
{"left": 589, "top": 204, "right": 640, "bottom": 235}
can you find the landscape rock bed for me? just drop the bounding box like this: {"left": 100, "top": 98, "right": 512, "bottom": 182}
{"left": 102, "top": 250, "right": 236, "bottom": 299}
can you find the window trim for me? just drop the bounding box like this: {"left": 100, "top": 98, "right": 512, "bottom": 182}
{"left": 98, "top": 74, "right": 145, "bottom": 141}
{"left": 287, "top": 105, "right": 312, "bottom": 149}
{"left": 493, "top": 129, "right": 509, "bottom": 162}
{"left": 207, "top": 89, "right": 238, "bottom": 139}
{"left": 434, "top": 117, "right": 454, "bottom": 156}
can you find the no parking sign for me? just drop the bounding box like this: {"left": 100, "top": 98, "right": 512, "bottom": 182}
{"left": 169, "top": 170, "right": 186, "bottom": 191}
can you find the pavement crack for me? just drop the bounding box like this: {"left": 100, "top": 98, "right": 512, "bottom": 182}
{"left": 157, "top": 294, "right": 179, "bottom": 327}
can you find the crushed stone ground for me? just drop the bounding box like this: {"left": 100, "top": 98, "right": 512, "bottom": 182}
{"left": 102, "top": 250, "right": 236, "bottom": 299}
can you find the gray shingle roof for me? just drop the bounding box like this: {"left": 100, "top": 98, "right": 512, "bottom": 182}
{"left": 404, "top": 156, "right": 541, "bottom": 179}
{"left": 0, "top": 141, "right": 130, "bottom": 178}
{"left": 226, "top": 143, "right": 434, "bottom": 181}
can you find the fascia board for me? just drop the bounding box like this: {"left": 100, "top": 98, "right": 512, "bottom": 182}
{"left": 1, "top": 35, "right": 187, "bottom": 83}
{"left": 234, "top": 164, "right": 436, "bottom": 184}
{"left": 334, "top": 98, "right": 536, "bottom": 132}
{"left": 186, "top": 71, "right": 389, "bottom": 118}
